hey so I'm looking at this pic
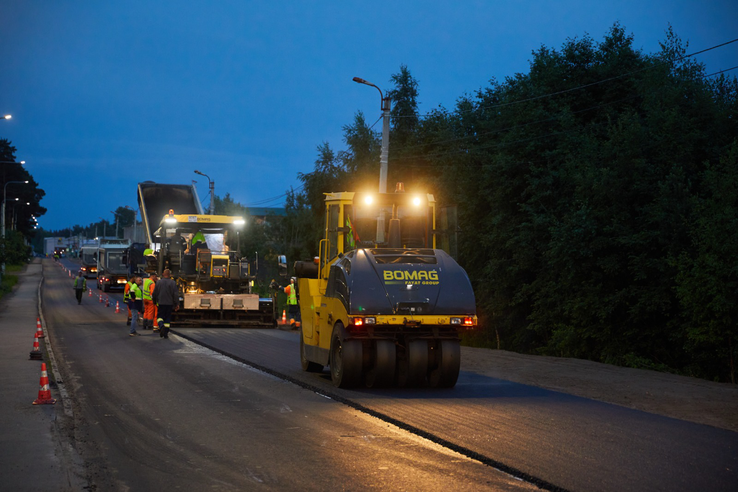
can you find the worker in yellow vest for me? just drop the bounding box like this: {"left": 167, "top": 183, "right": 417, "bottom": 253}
{"left": 124, "top": 278, "right": 134, "bottom": 326}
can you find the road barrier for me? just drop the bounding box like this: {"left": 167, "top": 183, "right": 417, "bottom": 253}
{"left": 32, "top": 363, "right": 56, "bottom": 405}
{"left": 29, "top": 332, "right": 42, "bottom": 360}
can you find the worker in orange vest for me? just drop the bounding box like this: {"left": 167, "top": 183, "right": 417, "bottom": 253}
{"left": 142, "top": 273, "right": 158, "bottom": 331}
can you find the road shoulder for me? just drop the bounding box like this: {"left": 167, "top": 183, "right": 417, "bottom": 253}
{"left": 462, "top": 347, "right": 738, "bottom": 432}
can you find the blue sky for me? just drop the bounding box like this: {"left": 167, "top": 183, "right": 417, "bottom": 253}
{"left": 1, "top": 1, "right": 736, "bottom": 230}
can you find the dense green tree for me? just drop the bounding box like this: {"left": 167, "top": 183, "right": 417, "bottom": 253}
{"left": 295, "top": 26, "right": 738, "bottom": 382}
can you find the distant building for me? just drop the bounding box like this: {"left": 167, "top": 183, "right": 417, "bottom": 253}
{"left": 44, "top": 236, "right": 100, "bottom": 257}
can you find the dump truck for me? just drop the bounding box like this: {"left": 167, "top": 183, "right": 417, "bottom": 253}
{"left": 79, "top": 245, "right": 98, "bottom": 278}
{"left": 96, "top": 240, "right": 132, "bottom": 291}
{"left": 295, "top": 185, "right": 477, "bottom": 389}
{"left": 135, "top": 181, "right": 274, "bottom": 327}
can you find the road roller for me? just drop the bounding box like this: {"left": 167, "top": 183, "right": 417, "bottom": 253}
{"left": 295, "top": 184, "right": 477, "bottom": 388}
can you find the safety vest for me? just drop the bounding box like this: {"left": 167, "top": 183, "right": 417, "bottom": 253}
{"left": 287, "top": 284, "right": 297, "bottom": 305}
{"left": 130, "top": 283, "right": 142, "bottom": 301}
{"left": 74, "top": 277, "right": 86, "bottom": 290}
{"left": 192, "top": 231, "right": 206, "bottom": 244}
{"left": 123, "top": 281, "right": 133, "bottom": 301}
{"left": 143, "top": 278, "right": 155, "bottom": 301}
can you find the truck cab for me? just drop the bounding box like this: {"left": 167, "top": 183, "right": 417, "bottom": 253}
{"left": 96, "top": 240, "right": 132, "bottom": 291}
{"left": 80, "top": 246, "right": 98, "bottom": 278}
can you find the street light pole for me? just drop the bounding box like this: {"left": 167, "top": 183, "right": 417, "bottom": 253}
{"left": 353, "top": 76, "right": 391, "bottom": 194}
{"left": 124, "top": 205, "right": 138, "bottom": 242}
{"left": 194, "top": 170, "right": 215, "bottom": 215}
{"left": 110, "top": 211, "right": 121, "bottom": 239}
{"left": 2, "top": 180, "right": 29, "bottom": 277}
{"left": 98, "top": 217, "right": 106, "bottom": 242}
{"left": 353, "top": 76, "right": 392, "bottom": 243}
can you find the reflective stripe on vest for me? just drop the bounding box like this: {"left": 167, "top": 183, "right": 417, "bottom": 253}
{"left": 123, "top": 281, "right": 133, "bottom": 301}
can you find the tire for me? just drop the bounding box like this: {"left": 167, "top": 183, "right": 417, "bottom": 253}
{"left": 397, "top": 339, "right": 428, "bottom": 387}
{"left": 300, "top": 332, "right": 324, "bottom": 373}
{"left": 329, "top": 323, "right": 362, "bottom": 388}
{"left": 365, "top": 340, "right": 396, "bottom": 388}
{"left": 428, "top": 340, "right": 461, "bottom": 388}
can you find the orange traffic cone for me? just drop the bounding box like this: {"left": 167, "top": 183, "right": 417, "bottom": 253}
{"left": 68, "top": 270, "right": 71, "bottom": 277}
{"left": 105, "top": 297, "right": 110, "bottom": 307}
{"left": 98, "top": 294, "right": 103, "bottom": 303}
{"left": 35, "top": 318, "right": 44, "bottom": 338}
{"left": 88, "top": 288, "right": 92, "bottom": 297}
{"left": 115, "top": 301, "right": 120, "bottom": 313}
{"left": 29, "top": 332, "right": 43, "bottom": 360}
{"left": 281, "top": 310, "right": 287, "bottom": 324}
{"left": 32, "top": 363, "right": 56, "bottom": 405}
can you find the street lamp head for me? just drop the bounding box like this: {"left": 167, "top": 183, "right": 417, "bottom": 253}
{"left": 2, "top": 114, "right": 11, "bottom": 120}
{"left": 352, "top": 77, "right": 367, "bottom": 84}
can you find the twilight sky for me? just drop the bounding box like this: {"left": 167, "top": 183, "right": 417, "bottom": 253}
{"left": 1, "top": 0, "right": 736, "bottom": 230}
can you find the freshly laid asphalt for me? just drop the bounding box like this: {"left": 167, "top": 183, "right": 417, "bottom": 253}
{"left": 0, "top": 259, "right": 85, "bottom": 491}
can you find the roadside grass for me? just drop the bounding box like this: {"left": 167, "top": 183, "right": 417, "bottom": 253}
{"left": 0, "top": 264, "right": 23, "bottom": 300}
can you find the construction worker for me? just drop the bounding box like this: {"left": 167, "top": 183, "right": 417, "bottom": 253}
{"left": 73, "top": 271, "right": 87, "bottom": 305}
{"left": 284, "top": 277, "right": 299, "bottom": 327}
{"left": 152, "top": 268, "right": 178, "bottom": 339}
{"left": 142, "top": 273, "right": 158, "bottom": 331}
{"left": 128, "top": 277, "right": 144, "bottom": 337}
{"left": 191, "top": 230, "right": 206, "bottom": 253}
{"left": 124, "top": 278, "right": 134, "bottom": 326}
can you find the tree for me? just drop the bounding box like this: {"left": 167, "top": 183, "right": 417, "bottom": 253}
{"left": 1, "top": 139, "right": 46, "bottom": 238}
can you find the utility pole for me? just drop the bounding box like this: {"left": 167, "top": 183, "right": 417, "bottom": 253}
{"left": 353, "top": 77, "right": 391, "bottom": 193}
{"left": 353, "top": 76, "right": 391, "bottom": 243}
{"left": 194, "top": 170, "right": 215, "bottom": 214}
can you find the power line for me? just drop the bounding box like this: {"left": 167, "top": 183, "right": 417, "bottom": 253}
{"left": 387, "top": 37, "right": 738, "bottom": 120}
{"left": 706, "top": 65, "right": 738, "bottom": 77}
{"left": 243, "top": 184, "right": 306, "bottom": 207}
{"left": 393, "top": 54, "right": 737, "bottom": 159}
{"left": 246, "top": 40, "right": 738, "bottom": 204}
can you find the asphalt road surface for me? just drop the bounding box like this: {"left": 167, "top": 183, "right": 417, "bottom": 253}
{"left": 48, "top": 259, "right": 533, "bottom": 490}
{"left": 49, "top": 259, "right": 737, "bottom": 491}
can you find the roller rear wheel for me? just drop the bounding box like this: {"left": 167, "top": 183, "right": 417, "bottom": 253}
{"left": 300, "top": 334, "right": 324, "bottom": 373}
{"left": 329, "top": 323, "right": 362, "bottom": 388}
{"left": 365, "top": 340, "right": 396, "bottom": 388}
{"left": 428, "top": 340, "right": 461, "bottom": 388}
{"left": 397, "top": 339, "right": 428, "bottom": 387}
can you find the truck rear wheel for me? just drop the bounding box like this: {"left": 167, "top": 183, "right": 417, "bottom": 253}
{"left": 330, "top": 323, "right": 362, "bottom": 388}
{"left": 365, "top": 340, "right": 396, "bottom": 388}
{"left": 397, "top": 339, "right": 428, "bottom": 387}
{"left": 428, "top": 340, "right": 461, "bottom": 388}
{"left": 300, "top": 334, "right": 324, "bottom": 373}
